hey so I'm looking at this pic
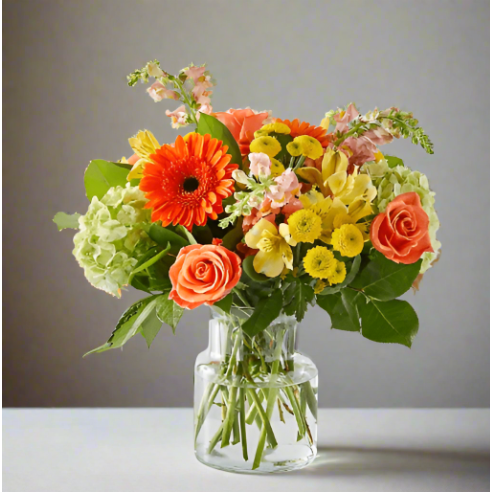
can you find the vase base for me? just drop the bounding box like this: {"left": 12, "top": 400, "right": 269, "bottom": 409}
{"left": 195, "top": 443, "right": 317, "bottom": 474}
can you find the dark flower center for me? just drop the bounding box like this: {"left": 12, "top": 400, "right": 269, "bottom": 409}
{"left": 183, "top": 176, "right": 200, "bottom": 193}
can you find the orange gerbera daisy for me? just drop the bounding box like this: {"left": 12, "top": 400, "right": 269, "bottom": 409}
{"left": 140, "top": 133, "right": 238, "bottom": 230}
{"left": 275, "top": 118, "right": 331, "bottom": 147}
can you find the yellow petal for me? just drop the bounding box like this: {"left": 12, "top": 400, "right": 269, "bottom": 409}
{"left": 327, "top": 170, "right": 348, "bottom": 196}
{"left": 128, "top": 130, "right": 160, "bottom": 160}
{"left": 348, "top": 198, "right": 374, "bottom": 222}
{"left": 296, "top": 167, "right": 323, "bottom": 187}
{"left": 127, "top": 159, "right": 147, "bottom": 181}
{"left": 321, "top": 148, "right": 348, "bottom": 181}
{"left": 279, "top": 223, "right": 297, "bottom": 247}
{"left": 245, "top": 218, "right": 278, "bottom": 249}
{"left": 254, "top": 250, "right": 285, "bottom": 278}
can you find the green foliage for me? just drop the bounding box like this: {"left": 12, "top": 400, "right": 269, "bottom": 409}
{"left": 221, "top": 219, "right": 244, "bottom": 252}
{"left": 53, "top": 212, "right": 81, "bottom": 231}
{"left": 213, "top": 294, "right": 233, "bottom": 314}
{"left": 350, "top": 250, "right": 421, "bottom": 301}
{"left": 130, "top": 246, "right": 173, "bottom": 294}
{"left": 196, "top": 113, "right": 242, "bottom": 167}
{"left": 155, "top": 295, "right": 184, "bottom": 334}
{"left": 147, "top": 223, "right": 189, "bottom": 253}
{"left": 385, "top": 155, "right": 404, "bottom": 168}
{"left": 84, "top": 296, "right": 160, "bottom": 355}
{"left": 284, "top": 280, "right": 314, "bottom": 322}
{"left": 358, "top": 297, "right": 419, "bottom": 348}
{"left": 317, "top": 289, "right": 361, "bottom": 332}
{"left": 242, "top": 290, "right": 283, "bottom": 337}
{"left": 83, "top": 160, "right": 130, "bottom": 201}
{"left": 274, "top": 133, "right": 293, "bottom": 161}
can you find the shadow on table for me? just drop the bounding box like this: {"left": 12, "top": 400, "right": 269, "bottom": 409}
{"left": 293, "top": 446, "right": 490, "bottom": 476}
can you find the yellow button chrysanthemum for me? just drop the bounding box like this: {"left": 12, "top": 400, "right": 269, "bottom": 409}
{"left": 288, "top": 209, "right": 322, "bottom": 243}
{"left": 287, "top": 141, "right": 303, "bottom": 157}
{"left": 303, "top": 246, "right": 337, "bottom": 279}
{"left": 294, "top": 135, "right": 324, "bottom": 160}
{"left": 331, "top": 224, "right": 364, "bottom": 258}
{"left": 250, "top": 136, "right": 281, "bottom": 158}
{"left": 327, "top": 260, "right": 347, "bottom": 285}
{"left": 260, "top": 122, "right": 291, "bottom": 134}
{"left": 270, "top": 158, "right": 286, "bottom": 177}
{"left": 253, "top": 129, "right": 270, "bottom": 139}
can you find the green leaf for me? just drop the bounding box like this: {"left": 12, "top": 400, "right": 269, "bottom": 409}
{"left": 242, "top": 290, "right": 283, "bottom": 337}
{"left": 84, "top": 160, "right": 130, "bottom": 201}
{"left": 284, "top": 281, "right": 314, "bottom": 322}
{"left": 129, "top": 243, "right": 171, "bottom": 283}
{"left": 350, "top": 251, "right": 422, "bottom": 301}
{"left": 155, "top": 295, "right": 184, "bottom": 334}
{"left": 358, "top": 297, "right": 419, "bottom": 348}
{"left": 221, "top": 218, "right": 244, "bottom": 252}
{"left": 274, "top": 133, "right": 293, "bottom": 161}
{"left": 385, "top": 155, "right": 404, "bottom": 168}
{"left": 140, "top": 307, "right": 163, "bottom": 348}
{"left": 196, "top": 113, "right": 242, "bottom": 166}
{"left": 83, "top": 296, "right": 158, "bottom": 356}
{"left": 120, "top": 298, "right": 159, "bottom": 346}
{"left": 242, "top": 255, "right": 270, "bottom": 283}
{"left": 53, "top": 212, "right": 81, "bottom": 231}
{"left": 148, "top": 223, "right": 188, "bottom": 252}
{"left": 214, "top": 293, "right": 233, "bottom": 314}
{"left": 318, "top": 255, "right": 361, "bottom": 295}
{"left": 317, "top": 289, "right": 361, "bottom": 332}
{"left": 176, "top": 225, "right": 197, "bottom": 245}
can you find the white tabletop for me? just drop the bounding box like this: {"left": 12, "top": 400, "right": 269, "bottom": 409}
{"left": 3, "top": 409, "right": 489, "bottom": 492}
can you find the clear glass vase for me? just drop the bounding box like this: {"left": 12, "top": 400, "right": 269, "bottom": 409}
{"left": 194, "top": 308, "right": 318, "bottom": 474}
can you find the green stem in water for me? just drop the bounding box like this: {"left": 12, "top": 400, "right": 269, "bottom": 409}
{"left": 302, "top": 381, "right": 318, "bottom": 420}
{"left": 221, "top": 386, "right": 238, "bottom": 447}
{"left": 207, "top": 422, "right": 224, "bottom": 454}
{"left": 239, "top": 388, "right": 248, "bottom": 461}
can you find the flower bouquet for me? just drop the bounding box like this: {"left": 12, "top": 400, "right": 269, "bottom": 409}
{"left": 54, "top": 60, "right": 440, "bottom": 473}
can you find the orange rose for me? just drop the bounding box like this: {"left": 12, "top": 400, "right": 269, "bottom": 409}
{"left": 370, "top": 192, "right": 433, "bottom": 264}
{"left": 214, "top": 108, "right": 270, "bottom": 155}
{"left": 169, "top": 244, "right": 242, "bottom": 309}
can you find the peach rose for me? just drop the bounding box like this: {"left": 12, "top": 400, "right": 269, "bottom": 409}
{"left": 169, "top": 244, "right": 242, "bottom": 309}
{"left": 371, "top": 192, "right": 433, "bottom": 264}
{"left": 214, "top": 108, "right": 270, "bottom": 155}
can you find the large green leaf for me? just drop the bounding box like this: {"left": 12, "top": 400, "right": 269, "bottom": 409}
{"left": 317, "top": 289, "right": 361, "bottom": 332}
{"left": 53, "top": 212, "right": 81, "bottom": 231}
{"left": 148, "top": 223, "right": 189, "bottom": 252}
{"left": 140, "top": 307, "right": 164, "bottom": 348}
{"left": 221, "top": 218, "right": 244, "bottom": 252}
{"left": 358, "top": 297, "right": 419, "bottom": 348}
{"left": 284, "top": 280, "right": 314, "bottom": 322}
{"left": 84, "top": 159, "right": 130, "bottom": 201}
{"left": 83, "top": 295, "right": 158, "bottom": 356}
{"left": 318, "top": 255, "right": 361, "bottom": 295}
{"left": 350, "top": 251, "right": 422, "bottom": 301}
{"left": 155, "top": 295, "right": 184, "bottom": 334}
{"left": 196, "top": 113, "right": 242, "bottom": 166}
{"left": 242, "top": 289, "right": 283, "bottom": 338}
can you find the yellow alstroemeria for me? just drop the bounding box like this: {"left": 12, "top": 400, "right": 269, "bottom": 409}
{"left": 244, "top": 219, "right": 297, "bottom": 278}
{"left": 300, "top": 189, "right": 373, "bottom": 243}
{"left": 127, "top": 130, "right": 160, "bottom": 181}
{"left": 296, "top": 148, "right": 377, "bottom": 206}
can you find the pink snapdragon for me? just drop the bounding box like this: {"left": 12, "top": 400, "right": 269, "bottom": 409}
{"left": 249, "top": 152, "right": 271, "bottom": 177}
{"left": 334, "top": 103, "right": 359, "bottom": 133}
{"left": 165, "top": 105, "right": 188, "bottom": 128}
{"left": 266, "top": 169, "right": 300, "bottom": 208}
{"left": 184, "top": 66, "right": 207, "bottom": 84}
{"left": 147, "top": 82, "right": 179, "bottom": 102}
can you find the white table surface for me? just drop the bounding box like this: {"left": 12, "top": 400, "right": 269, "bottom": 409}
{"left": 3, "top": 408, "right": 489, "bottom": 492}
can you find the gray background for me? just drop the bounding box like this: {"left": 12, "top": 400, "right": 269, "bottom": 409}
{"left": 3, "top": 0, "right": 489, "bottom": 408}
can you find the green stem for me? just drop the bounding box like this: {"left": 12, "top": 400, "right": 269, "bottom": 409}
{"left": 247, "top": 389, "right": 277, "bottom": 450}
{"left": 245, "top": 389, "right": 264, "bottom": 425}
{"left": 233, "top": 287, "right": 251, "bottom": 307}
{"left": 297, "top": 384, "right": 307, "bottom": 441}
{"left": 284, "top": 386, "right": 306, "bottom": 437}
{"left": 221, "top": 386, "right": 238, "bottom": 447}
{"left": 207, "top": 422, "right": 224, "bottom": 454}
{"left": 239, "top": 388, "right": 248, "bottom": 461}
{"left": 194, "top": 382, "right": 220, "bottom": 443}
{"left": 302, "top": 381, "right": 318, "bottom": 419}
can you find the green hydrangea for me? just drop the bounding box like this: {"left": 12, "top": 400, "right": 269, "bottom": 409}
{"left": 361, "top": 160, "right": 441, "bottom": 273}
{"left": 73, "top": 184, "right": 154, "bottom": 297}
